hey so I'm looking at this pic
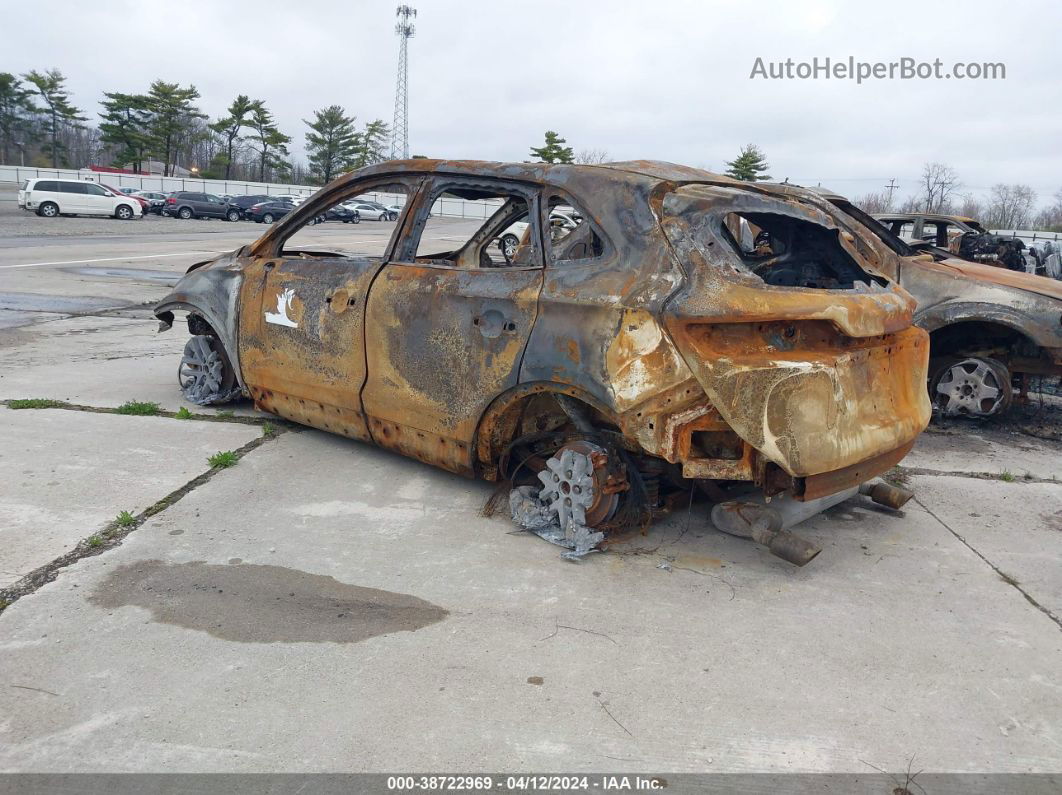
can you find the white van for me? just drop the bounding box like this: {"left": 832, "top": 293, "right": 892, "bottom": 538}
{"left": 17, "top": 178, "right": 143, "bottom": 220}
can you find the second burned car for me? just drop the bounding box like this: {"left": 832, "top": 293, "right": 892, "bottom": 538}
{"left": 155, "top": 160, "right": 931, "bottom": 563}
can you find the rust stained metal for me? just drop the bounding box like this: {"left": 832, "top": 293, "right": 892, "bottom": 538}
{"left": 155, "top": 158, "right": 932, "bottom": 516}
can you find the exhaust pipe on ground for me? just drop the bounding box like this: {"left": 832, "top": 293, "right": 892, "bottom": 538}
{"left": 710, "top": 487, "right": 859, "bottom": 566}
{"left": 859, "top": 479, "right": 914, "bottom": 510}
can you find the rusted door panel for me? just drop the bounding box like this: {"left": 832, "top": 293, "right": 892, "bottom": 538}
{"left": 238, "top": 257, "right": 385, "bottom": 442}
{"left": 361, "top": 264, "right": 543, "bottom": 474}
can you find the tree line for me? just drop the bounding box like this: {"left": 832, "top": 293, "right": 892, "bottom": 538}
{"left": 0, "top": 68, "right": 391, "bottom": 185}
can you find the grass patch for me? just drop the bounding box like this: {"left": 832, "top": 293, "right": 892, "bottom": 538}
{"left": 215, "top": 409, "right": 235, "bottom": 418}
{"left": 208, "top": 450, "right": 238, "bottom": 469}
{"left": 175, "top": 407, "right": 193, "bottom": 420}
{"left": 1000, "top": 470, "right": 1015, "bottom": 483}
{"left": 0, "top": 598, "right": 10, "bottom": 613}
{"left": 115, "top": 510, "right": 136, "bottom": 527}
{"left": 7, "top": 398, "right": 67, "bottom": 410}
{"left": 86, "top": 535, "right": 104, "bottom": 548}
{"left": 262, "top": 421, "right": 276, "bottom": 437}
{"left": 116, "top": 400, "right": 162, "bottom": 416}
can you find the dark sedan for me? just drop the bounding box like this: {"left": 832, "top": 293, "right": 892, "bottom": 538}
{"left": 247, "top": 200, "right": 294, "bottom": 223}
{"left": 325, "top": 206, "right": 361, "bottom": 223}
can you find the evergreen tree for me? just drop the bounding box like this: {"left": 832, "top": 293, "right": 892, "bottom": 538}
{"left": 529, "top": 130, "right": 574, "bottom": 164}
{"left": 246, "top": 104, "right": 291, "bottom": 182}
{"left": 724, "top": 144, "right": 771, "bottom": 182}
{"left": 304, "top": 105, "right": 360, "bottom": 183}
{"left": 357, "top": 119, "right": 391, "bottom": 167}
{"left": 23, "top": 69, "right": 86, "bottom": 167}
{"left": 210, "top": 95, "right": 259, "bottom": 180}
{"left": 0, "top": 73, "right": 37, "bottom": 164}
{"left": 145, "top": 81, "right": 204, "bottom": 176}
{"left": 99, "top": 91, "right": 152, "bottom": 172}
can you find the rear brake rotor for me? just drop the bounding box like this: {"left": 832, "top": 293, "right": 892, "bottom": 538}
{"left": 536, "top": 440, "right": 621, "bottom": 529}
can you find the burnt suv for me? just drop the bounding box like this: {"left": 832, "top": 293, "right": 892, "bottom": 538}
{"left": 155, "top": 160, "right": 931, "bottom": 558}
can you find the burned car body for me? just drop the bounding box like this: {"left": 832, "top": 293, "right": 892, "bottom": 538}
{"left": 817, "top": 197, "right": 1062, "bottom": 416}
{"left": 875, "top": 212, "right": 1028, "bottom": 272}
{"left": 156, "top": 160, "right": 931, "bottom": 559}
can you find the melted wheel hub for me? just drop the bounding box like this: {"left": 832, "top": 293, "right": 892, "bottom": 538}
{"left": 179, "top": 335, "right": 228, "bottom": 404}
{"left": 537, "top": 440, "right": 620, "bottom": 529}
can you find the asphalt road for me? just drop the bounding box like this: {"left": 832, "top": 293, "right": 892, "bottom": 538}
{"left": 0, "top": 189, "right": 1060, "bottom": 775}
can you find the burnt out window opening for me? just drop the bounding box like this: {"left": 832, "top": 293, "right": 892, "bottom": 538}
{"left": 722, "top": 211, "right": 885, "bottom": 289}
{"left": 410, "top": 183, "right": 539, "bottom": 269}
{"left": 279, "top": 180, "right": 413, "bottom": 261}
{"left": 545, "top": 193, "right": 605, "bottom": 264}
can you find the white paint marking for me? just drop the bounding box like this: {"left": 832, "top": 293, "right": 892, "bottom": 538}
{"left": 0, "top": 250, "right": 223, "bottom": 269}
{"left": 265, "top": 288, "right": 298, "bottom": 328}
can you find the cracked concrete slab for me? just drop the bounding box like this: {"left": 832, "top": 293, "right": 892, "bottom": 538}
{"left": 906, "top": 428, "right": 1061, "bottom": 481}
{"left": 0, "top": 315, "right": 267, "bottom": 417}
{"left": 0, "top": 406, "right": 260, "bottom": 587}
{"left": 0, "top": 429, "right": 1059, "bottom": 773}
{"left": 906, "top": 473, "right": 1062, "bottom": 620}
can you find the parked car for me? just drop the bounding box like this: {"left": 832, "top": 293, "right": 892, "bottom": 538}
{"left": 155, "top": 160, "right": 931, "bottom": 565}
{"left": 814, "top": 193, "right": 1062, "bottom": 417}
{"left": 497, "top": 208, "right": 581, "bottom": 263}
{"left": 128, "top": 190, "right": 168, "bottom": 214}
{"left": 102, "top": 184, "right": 150, "bottom": 217}
{"left": 163, "top": 191, "right": 242, "bottom": 221}
{"left": 227, "top": 194, "right": 273, "bottom": 219}
{"left": 246, "top": 199, "right": 294, "bottom": 224}
{"left": 346, "top": 199, "right": 396, "bottom": 221}
{"left": 16, "top": 178, "right": 142, "bottom": 219}
{"left": 324, "top": 205, "right": 361, "bottom": 223}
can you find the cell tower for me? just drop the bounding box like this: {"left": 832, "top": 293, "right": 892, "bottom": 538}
{"left": 390, "top": 5, "right": 416, "bottom": 160}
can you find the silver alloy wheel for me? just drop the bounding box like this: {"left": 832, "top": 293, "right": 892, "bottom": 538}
{"left": 263, "top": 213, "right": 274, "bottom": 223}
{"left": 179, "top": 335, "right": 226, "bottom": 404}
{"left": 40, "top": 202, "right": 58, "bottom": 217}
{"left": 501, "top": 234, "right": 518, "bottom": 262}
{"left": 932, "top": 357, "right": 1010, "bottom": 417}
{"left": 178, "top": 207, "right": 192, "bottom": 219}
{"left": 116, "top": 205, "right": 132, "bottom": 220}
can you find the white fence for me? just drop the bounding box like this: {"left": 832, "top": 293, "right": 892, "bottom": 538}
{"left": 0, "top": 163, "right": 508, "bottom": 220}
{"left": 0, "top": 164, "right": 317, "bottom": 199}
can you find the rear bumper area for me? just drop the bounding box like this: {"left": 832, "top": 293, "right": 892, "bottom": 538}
{"left": 672, "top": 322, "right": 932, "bottom": 478}
{"left": 797, "top": 440, "right": 914, "bottom": 501}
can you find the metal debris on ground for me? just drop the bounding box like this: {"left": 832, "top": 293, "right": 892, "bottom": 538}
{"left": 508, "top": 485, "right": 604, "bottom": 560}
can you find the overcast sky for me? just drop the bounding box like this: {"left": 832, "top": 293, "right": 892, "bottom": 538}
{"left": 7, "top": 0, "right": 1061, "bottom": 204}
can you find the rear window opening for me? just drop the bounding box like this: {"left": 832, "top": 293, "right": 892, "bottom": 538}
{"left": 723, "top": 211, "right": 885, "bottom": 290}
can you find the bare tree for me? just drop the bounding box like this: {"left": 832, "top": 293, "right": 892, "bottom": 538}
{"left": 574, "top": 148, "right": 610, "bottom": 164}
{"left": 918, "top": 162, "right": 961, "bottom": 213}
{"left": 853, "top": 190, "right": 893, "bottom": 213}
{"left": 1032, "top": 188, "right": 1062, "bottom": 231}
{"left": 984, "top": 183, "right": 1037, "bottom": 231}
{"left": 899, "top": 194, "right": 922, "bottom": 213}
{"left": 956, "top": 193, "right": 984, "bottom": 221}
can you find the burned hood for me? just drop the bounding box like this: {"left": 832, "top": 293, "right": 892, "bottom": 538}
{"left": 917, "top": 254, "right": 1062, "bottom": 302}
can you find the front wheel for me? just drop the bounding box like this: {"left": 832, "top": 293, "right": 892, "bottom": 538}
{"left": 226, "top": 209, "right": 241, "bottom": 222}
{"left": 115, "top": 204, "right": 134, "bottom": 220}
{"left": 930, "top": 356, "right": 1013, "bottom": 418}
{"left": 179, "top": 335, "right": 237, "bottom": 405}
{"left": 38, "top": 202, "right": 59, "bottom": 218}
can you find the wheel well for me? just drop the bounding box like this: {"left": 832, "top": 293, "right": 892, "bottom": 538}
{"left": 474, "top": 385, "right": 619, "bottom": 476}
{"left": 929, "top": 321, "right": 1036, "bottom": 362}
